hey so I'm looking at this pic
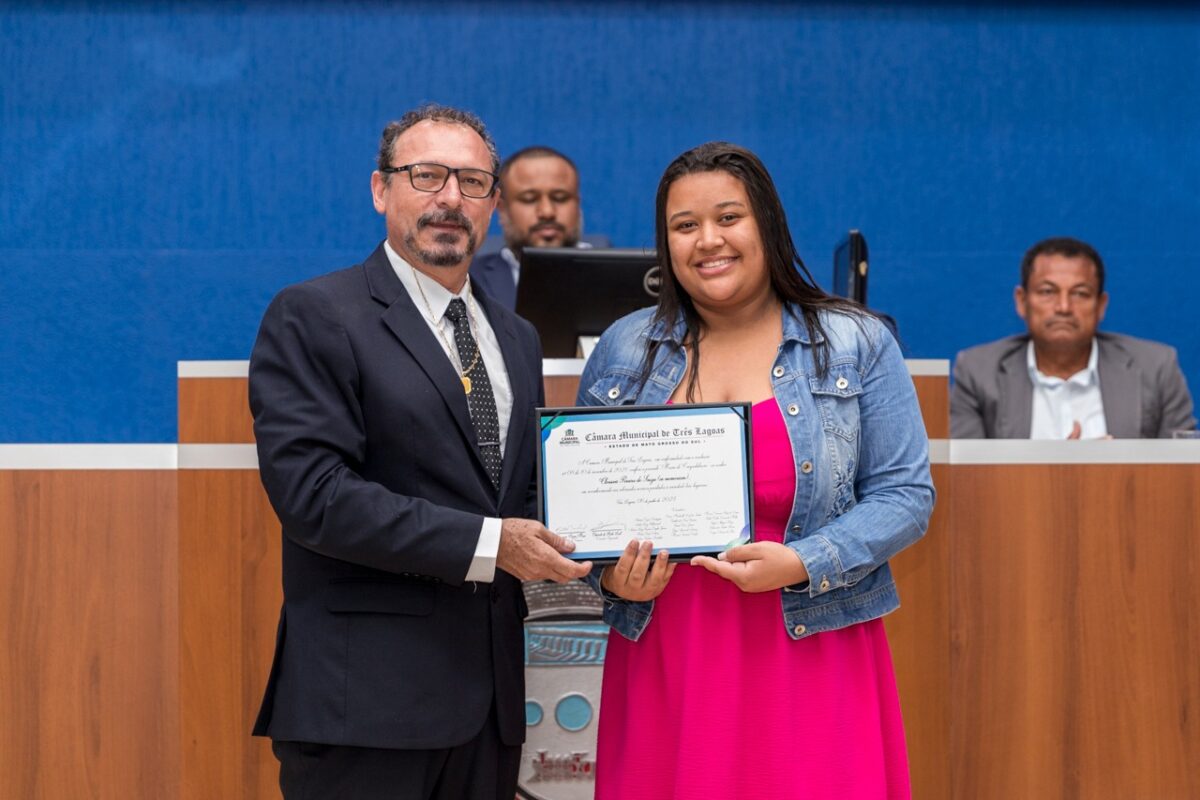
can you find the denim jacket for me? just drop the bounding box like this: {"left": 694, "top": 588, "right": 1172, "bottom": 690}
{"left": 576, "top": 304, "right": 934, "bottom": 641}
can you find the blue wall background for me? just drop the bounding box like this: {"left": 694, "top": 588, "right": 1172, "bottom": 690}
{"left": 3, "top": 2, "right": 1198, "bottom": 442}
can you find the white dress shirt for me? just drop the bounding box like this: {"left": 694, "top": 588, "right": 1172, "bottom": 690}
{"left": 385, "top": 241, "right": 509, "bottom": 582}
{"left": 1027, "top": 339, "right": 1108, "bottom": 439}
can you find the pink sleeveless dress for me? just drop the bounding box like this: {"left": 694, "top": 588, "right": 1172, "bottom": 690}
{"left": 595, "top": 399, "right": 911, "bottom": 799}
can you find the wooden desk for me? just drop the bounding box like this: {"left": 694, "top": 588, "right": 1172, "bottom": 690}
{"left": 944, "top": 441, "right": 1200, "bottom": 798}
{"left": 4, "top": 360, "right": 1198, "bottom": 799}
{"left": 0, "top": 446, "right": 180, "bottom": 799}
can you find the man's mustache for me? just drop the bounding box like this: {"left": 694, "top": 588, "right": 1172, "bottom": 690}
{"left": 417, "top": 210, "right": 474, "bottom": 238}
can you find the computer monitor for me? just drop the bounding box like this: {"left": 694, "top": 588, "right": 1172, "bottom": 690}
{"left": 832, "top": 230, "right": 868, "bottom": 304}
{"left": 515, "top": 247, "right": 662, "bottom": 357}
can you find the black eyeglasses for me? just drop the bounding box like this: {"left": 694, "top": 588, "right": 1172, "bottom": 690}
{"left": 380, "top": 162, "right": 498, "bottom": 198}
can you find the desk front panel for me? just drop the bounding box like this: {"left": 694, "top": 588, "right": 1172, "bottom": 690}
{"left": 949, "top": 462, "right": 1200, "bottom": 799}
{"left": 179, "top": 468, "right": 281, "bottom": 800}
{"left": 0, "top": 468, "right": 179, "bottom": 799}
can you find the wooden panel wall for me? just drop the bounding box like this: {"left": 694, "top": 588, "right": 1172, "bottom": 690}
{"left": 913, "top": 374, "right": 949, "bottom": 439}
{"left": 179, "top": 377, "right": 254, "bottom": 444}
{"left": 178, "top": 369, "right": 281, "bottom": 797}
{"left": 179, "top": 470, "right": 281, "bottom": 800}
{"left": 884, "top": 462, "right": 952, "bottom": 800}
{"left": 544, "top": 375, "right": 580, "bottom": 408}
{"left": 949, "top": 464, "right": 1200, "bottom": 799}
{"left": 0, "top": 471, "right": 179, "bottom": 799}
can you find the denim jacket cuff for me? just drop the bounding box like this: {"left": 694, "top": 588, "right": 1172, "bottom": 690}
{"left": 601, "top": 598, "right": 654, "bottom": 641}
{"left": 788, "top": 536, "right": 842, "bottom": 596}
{"left": 586, "top": 564, "right": 653, "bottom": 640}
{"left": 586, "top": 564, "right": 627, "bottom": 606}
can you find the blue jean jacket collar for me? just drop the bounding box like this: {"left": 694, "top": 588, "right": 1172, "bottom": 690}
{"left": 646, "top": 304, "right": 823, "bottom": 346}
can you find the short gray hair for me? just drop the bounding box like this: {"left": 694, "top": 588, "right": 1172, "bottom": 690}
{"left": 376, "top": 103, "right": 500, "bottom": 182}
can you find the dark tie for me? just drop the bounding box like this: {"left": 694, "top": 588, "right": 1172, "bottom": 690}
{"left": 444, "top": 298, "right": 502, "bottom": 490}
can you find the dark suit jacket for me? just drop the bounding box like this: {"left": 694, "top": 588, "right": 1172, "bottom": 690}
{"left": 951, "top": 331, "right": 1197, "bottom": 438}
{"left": 248, "top": 243, "right": 543, "bottom": 749}
{"left": 469, "top": 251, "right": 517, "bottom": 310}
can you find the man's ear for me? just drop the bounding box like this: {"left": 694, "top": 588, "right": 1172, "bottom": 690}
{"left": 1097, "top": 291, "right": 1109, "bottom": 323}
{"left": 370, "top": 171, "right": 387, "bottom": 214}
{"left": 1013, "top": 285, "right": 1028, "bottom": 323}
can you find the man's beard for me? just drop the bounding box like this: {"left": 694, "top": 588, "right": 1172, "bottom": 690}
{"left": 405, "top": 209, "right": 477, "bottom": 267}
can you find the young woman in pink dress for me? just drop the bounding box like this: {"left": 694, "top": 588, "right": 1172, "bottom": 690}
{"left": 576, "top": 142, "right": 934, "bottom": 799}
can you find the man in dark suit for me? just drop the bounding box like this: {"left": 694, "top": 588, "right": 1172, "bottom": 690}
{"left": 951, "top": 237, "right": 1196, "bottom": 438}
{"left": 469, "top": 146, "right": 598, "bottom": 310}
{"left": 249, "top": 104, "right": 592, "bottom": 799}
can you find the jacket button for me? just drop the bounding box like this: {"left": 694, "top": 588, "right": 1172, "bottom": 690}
{"left": 772, "top": 365, "right": 785, "bottom": 378}
{"left": 835, "top": 376, "right": 849, "bottom": 390}
{"left": 786, "top": 403, "right": 799, "bottom": 416}
{"left": 819, "top": 578, "right": 831, "bottom": 591}
{"left": 791, "top": 525, "right": 801, "bottom": 532}
{"left": 800, "top": 461, "right": 813, "bottom": 474}
{"left": 793, "top": 624, "right": 806, "bottom": 636}
{"left": 607, "top": 386, "right": 620, "bottom": 400}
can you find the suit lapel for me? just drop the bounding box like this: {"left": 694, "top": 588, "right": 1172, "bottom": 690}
{"left": 1097, "top": 336, "right": 1140, "bottom": 438}
{"left": 364, "top": 246, "right": 485, "bottom": 473}
{"left": 997, "top": 343, "right": 1034, "bottom": 438}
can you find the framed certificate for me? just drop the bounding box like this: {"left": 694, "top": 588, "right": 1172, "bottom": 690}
{"left": 536, "top": 403, "right": 754, "bottom": 562}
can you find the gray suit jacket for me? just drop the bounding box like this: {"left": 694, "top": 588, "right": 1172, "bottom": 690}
{"left": 951, "top": 332, "right": 1196, "bottom": 438}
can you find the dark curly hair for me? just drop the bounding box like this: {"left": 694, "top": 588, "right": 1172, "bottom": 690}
{"left": 376, "top": 103, "right": 499, "bottom": 182}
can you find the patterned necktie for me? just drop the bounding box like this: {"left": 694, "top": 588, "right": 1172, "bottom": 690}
{"left": 444, "top": 298, "right": 502, "bottom": 490}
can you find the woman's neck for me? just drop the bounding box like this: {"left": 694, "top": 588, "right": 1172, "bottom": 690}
{"left": 674, "top": 291, "right": 785, "bottom": 404}
{"left": 693, "top": 291, "right": 783, "bottom": 338}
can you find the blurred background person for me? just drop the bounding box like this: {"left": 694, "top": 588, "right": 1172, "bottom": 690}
{"left": 951, "top": 237, "right": 1196, "bottom": 439}
{"left": 470, "top": 146, "right": 605, "bottom": 309}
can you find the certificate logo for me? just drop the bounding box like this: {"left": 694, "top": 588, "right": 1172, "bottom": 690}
{"left": 558, "top": 428, "right": 580, "bottom": 446}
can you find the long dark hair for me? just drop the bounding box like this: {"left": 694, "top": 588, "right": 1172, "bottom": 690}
{"left": 645, "top": 141, "right": 867, "bottom": 400}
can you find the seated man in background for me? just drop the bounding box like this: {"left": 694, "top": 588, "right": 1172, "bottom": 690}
{"left": 951, "top": 237, "right": 1196, "bottom": 438}
{"left": 469, "top": 146, "right": 596, "bottom": 309}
